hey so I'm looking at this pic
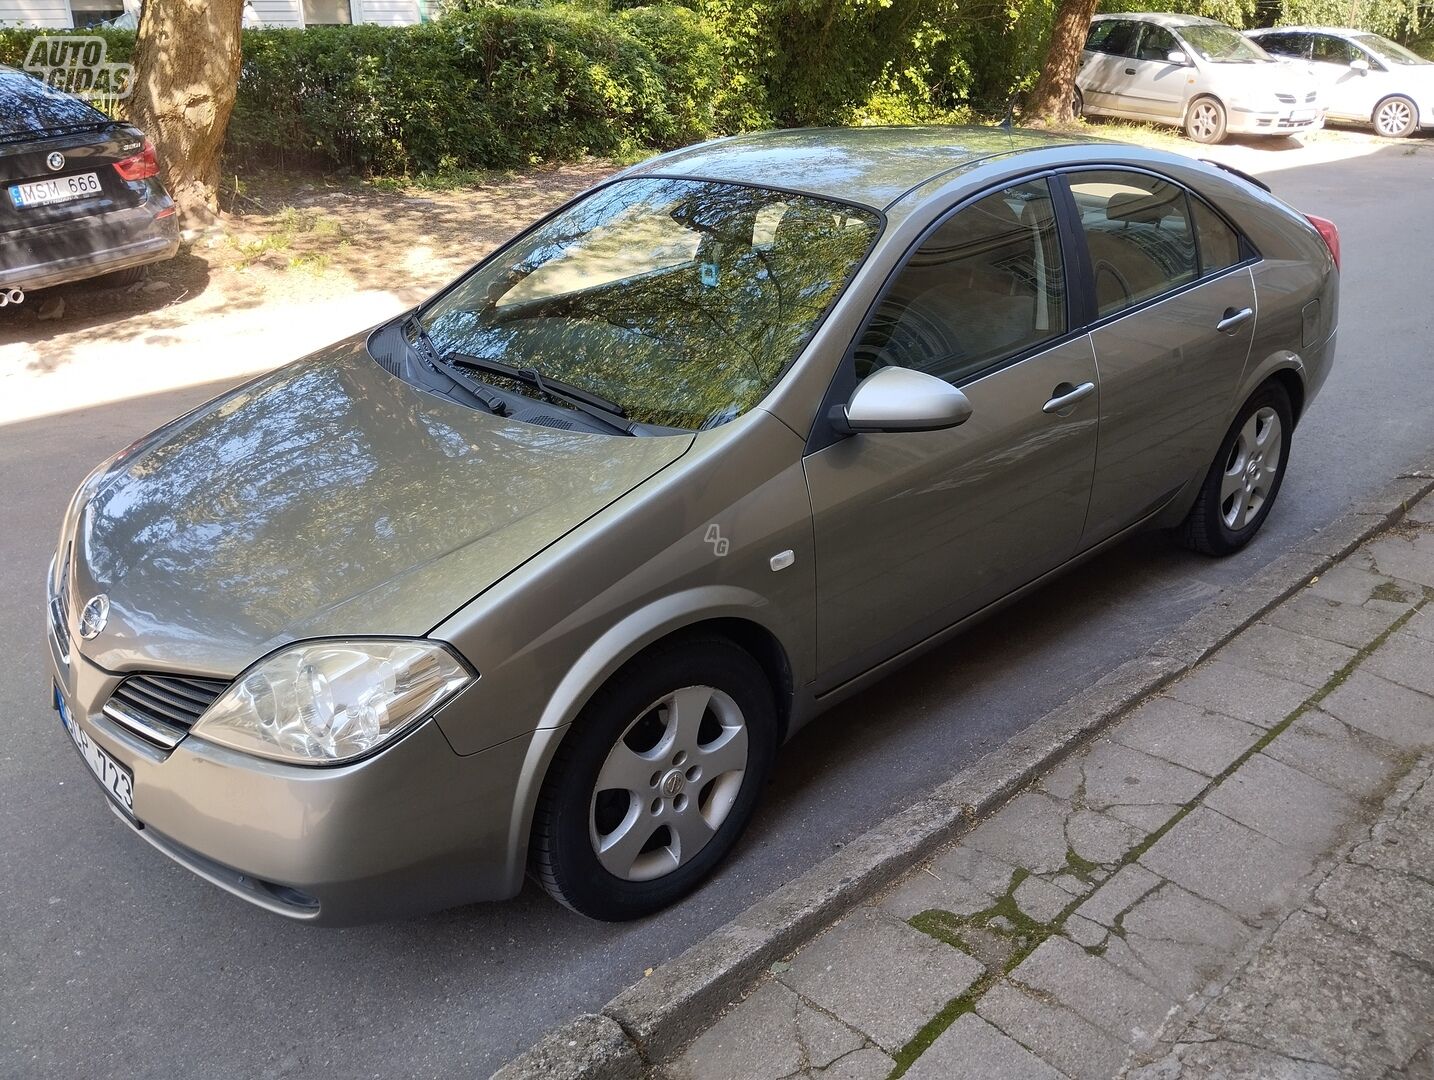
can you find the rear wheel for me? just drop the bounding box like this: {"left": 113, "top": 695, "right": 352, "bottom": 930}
{"left": 1073, "top": 87, "right": 1085, "bottom": 119}
{"left": 1373, "top": 95, "right": 1418, "bottom": 138}
{"left": 96, "top": 263, "right": 149, "bottom": 289}
{"left": 1185, "top": 97, "right": 1228, "bottom": 144}
{"left": 1176, "top": 382, "right": 1293, "bottom": 556}
{"left": 530, "top": 637, "right": 776, "bottom": 920}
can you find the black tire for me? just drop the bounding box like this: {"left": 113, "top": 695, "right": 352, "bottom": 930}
{"left": 1185, "top": 96, "right": 1228, "bottom": 145}
{"left": 1373, "top": 95, "right": 1418, "bottom": 139}
{"left": 97, "top": 263, "right": 149, "bottom": 289}
{"left": 1176, "top": 382, "right": 1293, "bottom": 556}
{"left": 530, "top": 636, "right": 777, "bottom": 921}
{"left": 1073, "top": 87, "right": 1084, "bottom": 119}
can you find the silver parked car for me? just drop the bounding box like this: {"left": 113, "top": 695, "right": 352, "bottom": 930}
{"left": 48, "top": 128, "right": 1340, "bottom": 924}
{"left": 1077, "top": 13, "right": 1324, "bottom": 143}
{"left": 1246, "top": 26, "right": 1434, "bottom": 138}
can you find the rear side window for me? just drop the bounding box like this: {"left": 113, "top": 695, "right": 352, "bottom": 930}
{"left": 1094, "top": 21, "right": 1141, "bottom": 57}
{"left": 0, "top": 72, "right": 107, "bottom": 140}
{"left": 1190, "top": 197, "right": 1242, "bottom": 274}
{"left": 854, "top": 180, "right": 1067, "bottom": 384}
{"left": 1256, "top": 32, "right": 1308, "bottom": 59}
{"left": 1068, "top": 171, "right": 1198, "bottom": 317}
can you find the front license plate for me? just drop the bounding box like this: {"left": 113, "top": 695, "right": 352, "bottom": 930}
{"left": 57, "top": 690, "right": 133, "bottom": 812}
{"left": 1289, "top": 110, "right": 1315, "bottom": 123}
{"left": 9, "top": 171, "right": 102, "bottom": 208}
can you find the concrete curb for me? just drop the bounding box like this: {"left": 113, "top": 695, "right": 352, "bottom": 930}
{"left": 492, "top": 465, "right": 1434, "bottom": 1080}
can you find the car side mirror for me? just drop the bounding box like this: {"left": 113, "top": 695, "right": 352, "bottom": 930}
{"left": 1350, "top": 57, "right": 1370, "bottom": 73}
{"left": 833, "top": 366, "right": 973, "bottom": 435}
{"left": 1167, "top": 49, "right": 1189, "bottom": 65}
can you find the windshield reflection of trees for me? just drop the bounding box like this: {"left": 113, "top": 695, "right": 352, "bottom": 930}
{"left": 425, "top": 178, "right": 879, "bottom": 431}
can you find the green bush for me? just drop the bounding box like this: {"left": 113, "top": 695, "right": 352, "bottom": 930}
{"left": 0, "top": 6, "right": 751, "bottom": 176}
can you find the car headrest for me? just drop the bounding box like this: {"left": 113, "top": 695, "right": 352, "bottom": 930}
{"left": 1106, "top": 191, "right": 1170, "bottom": 225}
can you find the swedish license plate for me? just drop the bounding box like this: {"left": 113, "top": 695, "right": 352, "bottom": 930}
{"left": 10, "top": 171, "right": 102, "bottom": 208}
{"left": 57, "top": 688, "right": 133, "bottom": 812}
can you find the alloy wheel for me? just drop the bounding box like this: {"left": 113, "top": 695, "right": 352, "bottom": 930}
{"left": 1376, "top": 98, "right": 1414, "bottom": 138}
{"left": 589, "top": 684, "right": 749, "bottom": 882}
{"left": 1190, "top": 102, "right": 1220, "bottom": 142}
{"left": 1220, "top": 406, "right": 1282, "bottom": 530}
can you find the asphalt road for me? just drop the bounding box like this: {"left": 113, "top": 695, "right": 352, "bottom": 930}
{"left": 3, "top": 139, "right": 1432, "bottom": 1079}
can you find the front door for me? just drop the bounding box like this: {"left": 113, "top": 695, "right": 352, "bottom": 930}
{"left": 1065, "top": 169, "right": 1257, "bottom": 544}
{"left": 1311, "top": 33, "right": 1383, "bottom": 121}
{"left": 1123, "top": 24, "right": 1191, "bottom": 119}
{"left": 804, "top": 179, "right": 1100, "bottom": 687}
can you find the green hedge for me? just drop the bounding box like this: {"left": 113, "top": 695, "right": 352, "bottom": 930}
{"left": 0, "top": 5, "right": 754, "bottom": 176}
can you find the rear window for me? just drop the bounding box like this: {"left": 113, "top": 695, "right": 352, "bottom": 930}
{"left": 0, "top": 72, "right": 108, "bottom": 140}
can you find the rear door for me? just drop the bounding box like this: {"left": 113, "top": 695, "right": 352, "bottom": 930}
{"left": 1079, "top": 20, "right": 1142, "bottom": 112}
{"left": 1064, "top": 168, "right": 1257, "bottom": 545}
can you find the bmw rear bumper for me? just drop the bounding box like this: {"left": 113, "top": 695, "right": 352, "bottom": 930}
{"left": 1, "top": 188, "right": 179, "bottom": 293}
{"left": 48, "top": 624, "right": 531, "bottom": 926}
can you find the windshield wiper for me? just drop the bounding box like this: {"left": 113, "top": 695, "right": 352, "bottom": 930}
{"left": 448, "top": 353, "right": 637, "bottom": 435}
{"left": 403, "top": 317, "right": 509, "bottom": 417}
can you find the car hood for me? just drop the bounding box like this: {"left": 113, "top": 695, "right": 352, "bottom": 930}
{"left": 68, "top": 337, "right": 693, "bottom": 675}
{"left": 1229, "top": 61, "right": 1320, "bottom": 100}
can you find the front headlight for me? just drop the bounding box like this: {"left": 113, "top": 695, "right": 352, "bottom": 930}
{"left": 191, "top": 639, "right": 472, "bottom": 765}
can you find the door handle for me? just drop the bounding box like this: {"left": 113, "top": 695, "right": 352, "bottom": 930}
{"left": 1124, "top": 67, "right": 1137, "bottom": 75}
{"left": 1042, "top": 381, "right": 1096, "bottom": 414}
{"left": 1217, "top": 306, "right": 1254, "bottom": 333}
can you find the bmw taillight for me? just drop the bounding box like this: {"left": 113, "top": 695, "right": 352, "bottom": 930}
{"left": 113, "top": 139, "right": 159, "bottom": 182}
{"left": 1305, "top": 214, "right": 1340, "bottom": 271}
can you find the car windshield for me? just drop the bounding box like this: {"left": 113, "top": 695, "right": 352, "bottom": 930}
{"left": 419, "top": 177, "right": 880, "bottom": 431}
{"left": 1178, "top": 24, "right": 1273, "bottom": 63}
{"left": 0, "top": 71, "right": 109, "bottom": 140}
{"left": 1351, "top": 33, "right": 1430, "bottom": 65}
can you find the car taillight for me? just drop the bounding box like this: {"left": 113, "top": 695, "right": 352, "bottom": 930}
{"left": 113, "top": 139, "right": 159, "bottom": 182}
{"left": 1305, "top": 213, "right": 1340, "bottom": 271}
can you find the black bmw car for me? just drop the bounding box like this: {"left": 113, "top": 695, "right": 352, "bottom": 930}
{"left": 1, "top": 66, "right": 178, "bottom": 301}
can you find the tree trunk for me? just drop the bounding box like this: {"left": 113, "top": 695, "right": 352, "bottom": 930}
{"left": 1026, "top": 0, "right": 1100, "bottom": 124}
{"left": 129, "top": 0, "right": 244, "bottom": 225}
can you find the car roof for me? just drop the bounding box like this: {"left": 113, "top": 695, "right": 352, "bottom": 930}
{"left": 1247, "top": 26, "right": 1373, "bottom": 36}
{"left": 625, "top": 126, "right": 1108, "bottom": 211}
{"left": 1092, "top": 12, "right": 1229, "bottom": 28}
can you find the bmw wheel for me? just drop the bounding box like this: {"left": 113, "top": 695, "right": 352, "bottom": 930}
{"left": 1176, "top": 381, "right": 1293, "bottom": 556}
{"left": 1185, "top": 97, "right": 1228, "bottom": 145}
{"left": 1374, "top": 96, "right": 1418, "bottom": 139}
{"left": 530, "top": 637, "right": 776, "bottom": 920}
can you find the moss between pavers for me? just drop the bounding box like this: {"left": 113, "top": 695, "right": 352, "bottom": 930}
{"left": 890, "top": 589, "right": 1431, "bottom": 1079}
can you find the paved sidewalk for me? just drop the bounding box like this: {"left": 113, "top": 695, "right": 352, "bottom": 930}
{"left": 660, "top": 498, "right": 1434, "bottom": 1080}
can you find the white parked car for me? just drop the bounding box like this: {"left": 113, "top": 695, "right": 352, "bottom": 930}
{"left": 1246, "top": 26, "right": 1434, "bottom": 138}
{"left": 1077, "top": 13, "right": 1324, "bottom": 144}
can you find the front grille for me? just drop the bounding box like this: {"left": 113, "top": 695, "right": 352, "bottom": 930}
{"left": 49, "top": 544, "right": 72, "bottom": 662}
{"left": 1276, "top": 93, "right": 1296, "bottom": 104}
{"left": 103, "top": 673, "right": 229, "bottom": 749}
{"left": 1307, "top": 91, "right": 1317, "bottom": 103}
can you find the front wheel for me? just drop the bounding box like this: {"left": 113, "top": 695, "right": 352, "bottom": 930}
{"left": 529, "top": 637, "right": 777, "bottom": 920}
{"left": 1175, "top": 382, "right": 1293, "bottom": 556}
{"left": 1185, "top": 97, "right": 1228, "bottom": 144}
{"left": 1374, "top": 96, "right": 1418, "bottom": 138}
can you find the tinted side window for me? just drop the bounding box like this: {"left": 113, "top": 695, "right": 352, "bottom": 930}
{"left": 1312, "top": 34, "right": 1359, "bottom": 64}
{"left": 1190, "top": 197, "right": 1242, "bottom": 275}
{"left": 854, "top": 180, "right": 1066, "bottom": 384}
{"left": 1136, "top": 25, "right": 1178, "bottom": 62}
{"left": 1100, "top": 20, "right": 1141, "bottom": 58}
{"left": 1069, "top": 171, "right": 1198, "bottom": 317}
{"left": 1257, "top": 32, "right": 1308, "bottom": 59}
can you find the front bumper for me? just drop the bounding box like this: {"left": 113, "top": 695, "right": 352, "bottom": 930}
{"left": 1227, "top": 104, "right": 1325, "bottom": 136}
{"left": 48, "top": 627, "right": 533, "bottom": 925}
{"left": 1, "top": 192, "right": 179, "bottom": 292}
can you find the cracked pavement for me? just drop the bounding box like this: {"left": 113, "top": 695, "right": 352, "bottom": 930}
{"left": 658, "top": 494, "right": 1434, "bottom": 1080}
